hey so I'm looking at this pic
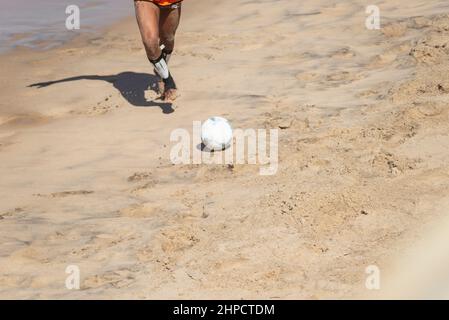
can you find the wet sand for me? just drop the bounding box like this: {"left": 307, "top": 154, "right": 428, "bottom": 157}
{"left": 0, "top": 0, "right": 132, "bottom": 52}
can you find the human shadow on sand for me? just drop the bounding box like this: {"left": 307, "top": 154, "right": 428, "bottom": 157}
{"left": 28, "top": 72, "right": 175, "bottom": 114}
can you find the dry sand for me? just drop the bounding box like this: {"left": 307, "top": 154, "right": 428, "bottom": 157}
{"left": 1, "top": 0, "right": 449, "bottom": 299}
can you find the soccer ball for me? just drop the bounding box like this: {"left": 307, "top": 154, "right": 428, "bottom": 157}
{"left": 201, "top": 116, "right": 233, "bottom": 151}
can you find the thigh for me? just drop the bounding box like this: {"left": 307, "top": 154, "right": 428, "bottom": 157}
{"left": 159, "top": 4, "right": 182, "bottom": 40}
{"left": 134, "top": 0, "right": 160, "bottom": 39}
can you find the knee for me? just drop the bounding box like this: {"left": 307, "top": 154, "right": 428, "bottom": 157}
{"left": 142, "top": 33, "right": 160, "bottom": 59}
{"left": 160, "top": 33, "right": 175, "bottom": 49}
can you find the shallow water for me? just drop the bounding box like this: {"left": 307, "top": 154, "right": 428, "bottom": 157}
{"left": 0, "top": 0, "right": 133, "bottom": 52}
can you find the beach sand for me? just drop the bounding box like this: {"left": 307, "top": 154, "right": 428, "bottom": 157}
{"left": 1, "top": 0, "right": 449, "bottom": 299}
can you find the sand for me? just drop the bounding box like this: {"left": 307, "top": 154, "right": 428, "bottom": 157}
{"left": 1, "top": 0, "right": 449, "bottom": 299}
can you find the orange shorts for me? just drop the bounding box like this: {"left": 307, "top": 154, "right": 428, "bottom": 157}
{"left": 135, "top": 0, "right": 183, "bottom": 8}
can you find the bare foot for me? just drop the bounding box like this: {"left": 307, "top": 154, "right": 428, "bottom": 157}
{"left": 163, "top": 88, "right": 179, "bottom": 102}
{"left": 162, "top": 74, "right": 178, "bottom": 102}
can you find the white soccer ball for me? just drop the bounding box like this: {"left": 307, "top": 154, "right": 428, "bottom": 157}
{"left": 201, "top": 116, "right": 233, "bottom": 151}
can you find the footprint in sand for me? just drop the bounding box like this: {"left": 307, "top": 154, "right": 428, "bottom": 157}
{"left": 119, "top": 203, "right": 159, "bottom": 218}
{"left": 70, "top": 232, "right": 132, "bottom": 259}
{"left": 330, "top": 47, "right": 356, "bottom": 59}
{"left": 34, "top": 190, "right": 94, "bottom": 198}
{"left": 158, "top": 228, "right": 200, "bottom": 254}
{"left": 135, "top": 227, "right": 200, "bottom": 270}
{"left": 127, "top": 171, "right": 153, "bottom": 182}
{"left": 382, "top": 22, "right": 408, "bottom": 38}
{"left": 410, "top": 36, "right": 449, "bottom": 65}
{"left": 83, "top": 269, "right": 136, "bottom": 289}
{"left": 11, "top": 245, "right": 52, "bottom": 264}
{"left": 371, "top": 150, "right": 418, "bottom": 177}
{"left": 0, "top": 207, "right": 25, "bottom": 220}
{"left": 214, "top": 256, "right": 250, "bottom": 272}
{"left": 414, "top": 102, "right": 445, "bottom": 117}
{"left": 325, "top": 71, "right": 362, "bottom": 85}
{"left": 369, "top": 52, "right": 398, "bottom": 68}
{"left": 127, "top": 172, "right": 158, "bottom": 194}
{"left": 295, "top": 72, "right": 320, "bottom": 83}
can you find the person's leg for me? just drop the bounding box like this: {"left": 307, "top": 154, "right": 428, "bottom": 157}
{"left": 157, "top": 5, "right": 182, "bottom": 101}
{"left": 135, "top": 1, "right": 177, "bottom": 101}
{"left": 134, "top": 1, "right": 161, "bottom": 60}
{"left": 159, "top": 4, "right": 182, "bottom": 61}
